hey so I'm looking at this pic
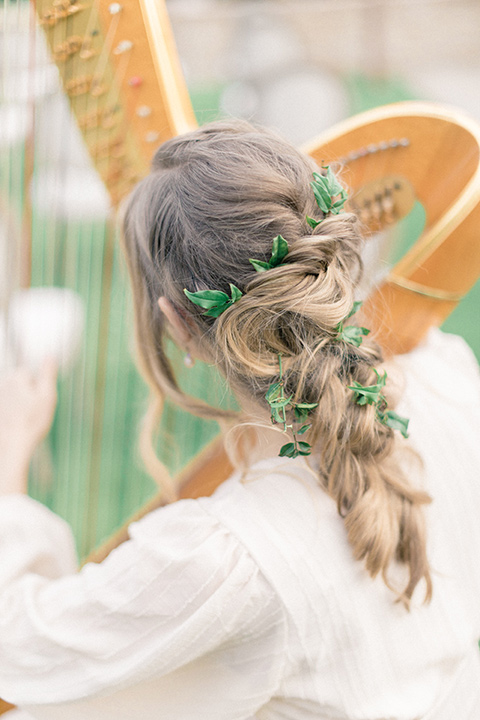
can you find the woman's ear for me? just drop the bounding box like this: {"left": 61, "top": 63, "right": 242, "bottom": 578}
{"left": 157, "top": 297, "right": 194, "bottom": 347}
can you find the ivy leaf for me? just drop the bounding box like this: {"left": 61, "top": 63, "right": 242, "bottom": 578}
{"left": 269, "top": 395, "right": 292, "bottom": 410}
{"left": 348, "top": 371, "right": 387, "bottom": 406}
{"left": 306, "top": 215, "right": 322, "bottom": 229}
{"left": 249, "top": 258, "right": 271, "bottom": 273}
{"left": 270, "top": 235, "right": 289, "bottom": 266}
{"left": 297, "top": 424, "right": 311, "bottom": 435}
{"left": 378, "top": 410, "right": 410, "bottom": 438}
{"left": 294, "top": 402, "right": 318, "bottom": 421}
{"left": 229, "top": 284, "right": 243, "bottom": 303}
{"left": 271, "top": 407, "right": 284, "bottom": 424}
{"left": 311, "top": 168, "right": 348, "bottom": 217}
{"left": 265, "top": 382, "right": 282, "bottom": 403}
{"left": 249, "top": 235, "right": 289, "bottom": 274}
{"left": 279, "top": 442, "right": 297, "bottom": 458}
{"left": 294, "top": 407, "right": 309, "bottom": 421}
{"left": 310, "top": 179, "right": 330, "bottom": 213}
{"left": 183, "top": 288, "right": 230, "bottom": 310}
{"left": 339, "top": 325, "right": 370, "bottom": 347}
{"left": 297, "top": 441, "right": 312, "bottom": 455}
{"left": 344, "top": 300, "right": 363, "bottom": 321}
{"left": 325, "top": 166, "right": 345, "bottom": 197}
{"left": 184, "top": 284, "right": 242, "bottom": 318}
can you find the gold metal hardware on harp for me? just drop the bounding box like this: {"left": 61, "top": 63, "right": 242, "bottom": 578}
{"left": 350, "top": 176, "right": 416, "bottom": 231}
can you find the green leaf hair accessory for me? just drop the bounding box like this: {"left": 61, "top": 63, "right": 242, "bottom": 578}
{"left": 336, "top": 301, "right": 371, "bottom": 348}
{"left": 348, "top": 369, "right": 387, "bottom": 406}
{"left": 306, "top": 166, "right": 348, "bottom": 228}
{"left": 183, "top": 283, "right": 242, "bottom": 318}
{"left": 249, "top": 234, "right": 289, "bottom": 273}
{"left": 349, "top": 370, "right": 410, "bottom": 438}
{"left": 265, "top": 354, "right": 318, "bottom": 459}
{"left": 377, "top": 410, "right": 410, "bottom": 439}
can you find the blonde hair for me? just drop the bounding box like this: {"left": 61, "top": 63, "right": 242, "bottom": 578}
{"left": 122, "top": 119, "right": 432, "bottom": 607}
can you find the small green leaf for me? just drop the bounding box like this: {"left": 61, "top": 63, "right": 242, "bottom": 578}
{"left": 265, "top": 382, "right": 282, "bottom": 403}
{"left": 230, "top": 284, "right": 242, "bottom": 302}
{"left": 311, "top": 181, "right": 331, "bottom": 213}
{"left": 297, "top": 441, "right": 312, "bottom": 455}
{"left": 378, "top": 410, "right": 410, "bottom": 438}
{"left": 294, "top": 407, "right": 309, "bottom": 421}
{"left": 279, "top": 442, "right": 296, "bottom": 458}
{"left": 297, "top": 424, "right": 311, "bottom": 435}
{"left": 184, "top": 288, "right": 230, "bottom": 310}
{"left": 324, "top": 166, "right": 343, "bottom": 194}
{"left": 270, "top": 235, "right": 289, "bottom": 266}
{"left": 249, "top": 235, "right": 289, "bottom": 273}
{"left": 269, "top": 396, "right": 292, "bottom": 410}
{"left": 306, "top": 215, "right": 322, "bottom": 229}
{"left": 271, "top": 407, "right": 284, "bottom": 424}
{"left": 339, "top": 325, "right": 370, "bottom": 347}
{"left": 249, "top": 258, "right": 271, "bottom": 273}
{"left": 294, "top": 402, "right": 318, "bottom": 421}
{"left": 344, "top": 301, "right": 363, "bottom": 321}
{"left": 184, "top": 284, "right": 242, "bottom": 318}
{"left": 203, "top": 303, "right": 232, "bottom": 318}
{"left": 348, "top": 372, "right": 387, "bottom": 406}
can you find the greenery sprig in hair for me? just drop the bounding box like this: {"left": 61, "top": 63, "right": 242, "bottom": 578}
{"left": 336, "top": 301, "right": 370, "bottom": 347}
{"left": 249, "top": 234, "right": 288, "bottom": 272}
{"left": 348, "top": 369, "right": 410, "bottom": 438}
{"left": 265, "top": 354, "right": 318, "bottom": 459}
{"left": 184, "top": 169, "right": 408, "bottom": 459}
{"left": 306, "top": 166, "right": 348, "bottom": 229}
{"left": 183, "top": 283, "right": 242, "bottom": 318}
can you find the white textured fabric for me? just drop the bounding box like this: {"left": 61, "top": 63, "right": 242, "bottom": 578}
{"left": 0, "top": 329, "right": 479, "bottom": 719}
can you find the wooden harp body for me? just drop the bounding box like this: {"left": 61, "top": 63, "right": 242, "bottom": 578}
{"left": 1, "top": 1, "right": 480, "bottom": 714}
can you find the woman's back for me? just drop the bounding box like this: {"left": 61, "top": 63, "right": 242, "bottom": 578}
{"left": 3, "top": 329, "right": 478, "bottom": 720}
{"left": 199, "top": 330, "right": 480, "bottom": 719}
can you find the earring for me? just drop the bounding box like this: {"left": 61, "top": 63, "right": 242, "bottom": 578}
{"left": 183, "top": 351, "right": 195, "bottom": 368}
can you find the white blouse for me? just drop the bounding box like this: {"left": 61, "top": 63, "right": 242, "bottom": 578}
{"left": 0, "top": 329, "right": 479, "bottom": 720}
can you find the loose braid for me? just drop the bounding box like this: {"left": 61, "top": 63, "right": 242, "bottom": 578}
{"left": 122, "top": 119, "right": 432, "bottom": 608}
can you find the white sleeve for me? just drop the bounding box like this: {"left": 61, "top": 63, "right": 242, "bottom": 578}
{"left": 0, "top": 494, "right": 78, "bottom": 587}
{"left": 0, "top": 497, "right": 287, "bottom": 718}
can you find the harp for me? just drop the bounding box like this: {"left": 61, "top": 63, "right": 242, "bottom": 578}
{"left": 1, "top": 0, "right": 480, "bottom": 714}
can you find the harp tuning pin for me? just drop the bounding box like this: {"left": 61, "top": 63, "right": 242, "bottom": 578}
{"left": 128, "top": 76, "right": 143, "bottom": 88}
{"left": 367, "top": 144, "right": 378, "bottom": 154}
{"left": 109, "top": 3, "right": 122, "bottom": 14}
{"left": 399, "top": 138, "right": 410, "bottom": 147}
{"left": 136, "top": 105, "right": 152, "bottom": 117}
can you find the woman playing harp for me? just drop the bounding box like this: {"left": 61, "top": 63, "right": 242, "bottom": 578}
{"left": 0, "top": 120, "right": 479, "bottom": 719}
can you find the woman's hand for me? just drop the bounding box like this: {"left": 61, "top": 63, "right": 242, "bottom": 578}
{"left": 0, "top": 360, "right": 58, "bottom": 496}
